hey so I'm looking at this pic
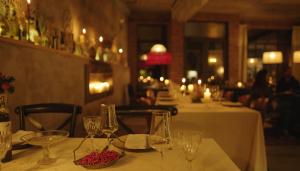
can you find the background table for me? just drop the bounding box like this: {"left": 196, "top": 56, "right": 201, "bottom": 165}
{"left": 4, "top": 138, "right": 239, "bottom": 171}
{"left": 162, "top": 96, "right": 267, "bottom": 171}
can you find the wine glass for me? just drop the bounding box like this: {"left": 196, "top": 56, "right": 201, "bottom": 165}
{"left": 210, "top": 85, "right": 220, "bottom": 101}
{"left": 100, "top": 104, "right": 118, "bottom": 146}
{"left": 83, "top": 115, "right": 102, "bottom": 151}
{"left": 182, "top": 131, "right": 202, "bottom": 171}
{"left": 0, "top": 133, "right": 11, "bottom": 171}
{"left": 149, "top": 110, "right": 171, "bottom": 171}
{"left": 171, "top": 129, "right": 184, "bottom": 150}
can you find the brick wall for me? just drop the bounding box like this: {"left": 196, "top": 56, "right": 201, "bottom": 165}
{"left": 169, "top": 20, "right": 185, "bottom": 83}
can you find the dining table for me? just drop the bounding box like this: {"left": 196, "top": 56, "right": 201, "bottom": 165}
{"left": 4, "top": 138, "right": 240, "bottom": 171}
{"left": 156, "top": 93, "right": 267, "bottom": 171}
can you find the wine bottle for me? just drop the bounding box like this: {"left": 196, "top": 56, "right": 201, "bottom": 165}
{"left": 0, "top": 94, "right": 12, "bottom": 162}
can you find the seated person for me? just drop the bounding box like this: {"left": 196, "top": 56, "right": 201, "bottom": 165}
{"left": 250, "top": 69, "right": 273, "bottom": 100}
{"left": 249, "top": 69, "right": 273, "bottom": 118}
{"left": 276, "top": 66, "right": 300, "bottom": 93}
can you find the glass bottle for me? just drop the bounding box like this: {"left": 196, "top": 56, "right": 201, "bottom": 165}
{"left": 0, "top": 93, "right": 12, "bottom": 162}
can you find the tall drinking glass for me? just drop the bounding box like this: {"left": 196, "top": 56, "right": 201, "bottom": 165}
{"left": 0, "top": 133, "right": 11, "bottom": 171}
{"left": 149, "top": 110, "right": 171, "bottom": 171}
{"left": 182, "top": 131, "right": 202, "bottom": 171}
{"left": 83, "top": 114, "right": 102, "bottom": 151}
{"left": 100, "top": 104, "right": 118, "bottom": 145}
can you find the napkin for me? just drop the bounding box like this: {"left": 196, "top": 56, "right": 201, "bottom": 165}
{"left": 12, "top": 130, "right": 34, "bottom": 145}
{"left": 125, "top": 134, "right": 148, "bottom": 149}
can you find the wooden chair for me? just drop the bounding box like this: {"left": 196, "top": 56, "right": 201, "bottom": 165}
{"left": 115, "top": 105, "right": 177, "bottom": 135}
{"left": 15, "top": 103, "right": 82, "bottom": 137}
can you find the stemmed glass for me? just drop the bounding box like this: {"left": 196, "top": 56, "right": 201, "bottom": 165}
{"left": 210, "top": 85, "right": 220, "bottom": 101}
{"left": 149, "top": 110, "right": 171, "bottom": 171}
{"left": 0, "top": 133, "right": 11, "bottom": 171}
{"left": 83, "top": 114, "right": 102, "bottom": 151}
{"left": 100, "top": 104, "right": 118, "bottom": 146}
{"left": 21, "top": 130, "right": 69, "bottom": 165}
{"left": 182, "top": 131, "right": 202, "bottom": 171}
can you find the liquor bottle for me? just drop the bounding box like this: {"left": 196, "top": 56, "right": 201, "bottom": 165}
{"left": 0, "top": 94, "right": 12, "bottom": 162}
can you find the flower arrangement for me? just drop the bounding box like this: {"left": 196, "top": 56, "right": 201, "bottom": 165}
{"left": 0, "top": 73, "right": 15, "bottom": 94}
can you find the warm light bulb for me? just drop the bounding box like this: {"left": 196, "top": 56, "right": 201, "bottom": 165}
{"left": 208, "top": 57, "right": 217, "bottom": 64}
{"left": 198, "top": 79, "right": 202, "bottom": 85}
{"left": 138, "top": 76, "right": 144, "bottom": 81}
{"left": 150, "top": 44, "right": 167, "bottom": 53}
{"left": 164, "top": 79, "right": 170, "bottom": 86}
{"left": 27, "top": 0, "right": 31, "bottom": 4}
{"left": 159, "top": 77, "right": 164, "bottom": 82}
{"left": 187, "top": 84, "right": 194, "bottom": 93}
{"left": 182, "top": 78, "right": 186, "bottom": 84}
{"left": 237, "top": 82, "right": 243, "bottom": 88}
{"left": 99, "top": 36, "right": 103, "bottom": 43}
{"left": 270, "top": 52, "right": 276, "bottom": 59}
{"left": 180, "top": 85, "right": 186, "bottom": 91}
{"left": 82, "top": 28, "right": 86, "bottom": 34}
{"left": 118, "top": 48, "right": 123, "bottom": 54}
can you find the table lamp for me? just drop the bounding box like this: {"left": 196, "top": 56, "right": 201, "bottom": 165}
{"left": 262, "top": 51, "right": 283, "bottom": 85}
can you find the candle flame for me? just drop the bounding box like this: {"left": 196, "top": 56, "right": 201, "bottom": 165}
{"left": 99, "top": 36, "right": 103, "bottom": 42}
{"left": 82, "top": 28, "right": 86, "bottom": 34}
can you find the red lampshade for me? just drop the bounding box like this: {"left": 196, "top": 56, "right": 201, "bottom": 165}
{"left": 145, "top": 52, "right": 172, "bottom": 65}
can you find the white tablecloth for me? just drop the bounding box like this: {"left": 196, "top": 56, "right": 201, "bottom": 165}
{"left": 157, "top": 95, "right": 267, "bottom": 171}
{"left": 4, "top": 138, "right": 239, "bottom": 171}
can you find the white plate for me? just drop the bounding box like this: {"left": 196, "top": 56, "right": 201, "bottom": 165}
{"left": 221, "top": 102, "right": 243, "bottom": 107}
{"left": 112, "top": 134, "right": 152, "bottom": 152}
{"left": 157, "top": 97, "right": 175, "bottom": 101}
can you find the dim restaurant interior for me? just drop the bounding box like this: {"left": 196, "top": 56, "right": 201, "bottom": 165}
{"left": 1, "top": 0, "right": 300, "bottom": 171}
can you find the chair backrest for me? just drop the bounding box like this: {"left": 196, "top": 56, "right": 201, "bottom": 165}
{"left": 15, "top": 103, "right": 82, "bottom": 137}
{"left": 115, "top": 105, "right": 177, "bottom": 135}
{"left": 238, "top": 94, "right": 251, "bottom": 106}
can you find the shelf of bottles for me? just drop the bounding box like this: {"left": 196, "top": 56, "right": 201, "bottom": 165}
{"left": 0, "top": 0, "right": 123, "bottom": 64}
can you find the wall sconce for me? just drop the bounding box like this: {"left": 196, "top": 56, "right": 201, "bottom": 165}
{"left": 208, "top": 57, "right": 217, "bottom": 64}
{"left": 262, "top": 51, "right": 283, "bottom": 64}
{"left": 293, "top": 51, "right": 300, "bottom": 63}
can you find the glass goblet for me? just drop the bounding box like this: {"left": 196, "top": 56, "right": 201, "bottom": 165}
{"left": 100, "top": 104, "right": 118, "bottom": 146}
{"left": 21, "top": 130, "right": 69, "bottom": 165}
{"left": 149, "top": 110, "right": 171, "bottom": 171}
{"left": 182, "top": 131, "right": 202, "bottom": 171}
{"left": 83, "top": 115, "right": 102, "bottom": 151}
